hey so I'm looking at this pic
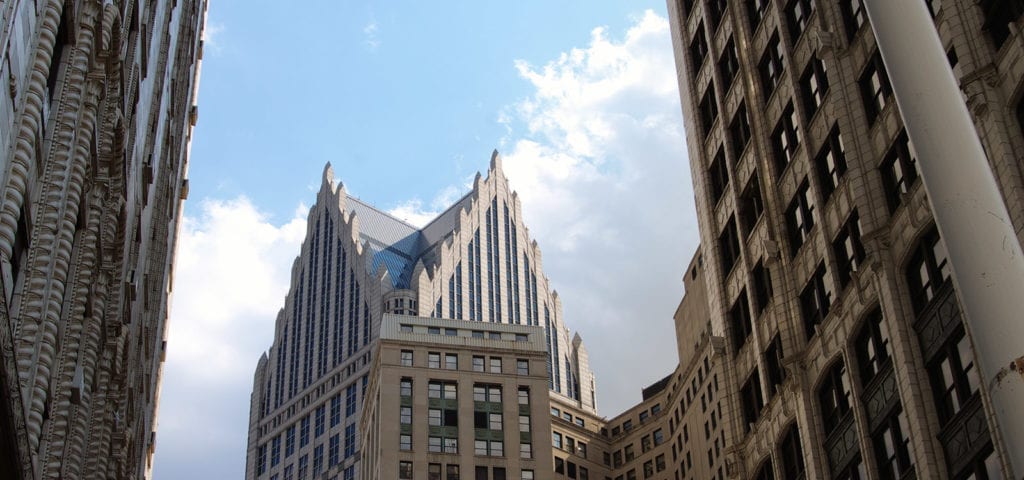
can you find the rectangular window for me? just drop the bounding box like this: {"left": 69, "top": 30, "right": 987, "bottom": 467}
{"left": 314, "top": 405, "right": 326, "bottom": 437}
{"left": 429, "top": 464, "right": 442, "bottom": 480}
{"left": 739, "top": 175, "right": 764, "bottom": 236}
{"left": 840, "top": 0, "right": 866, "bottom": 40}
{"left": 748, "top": 0, "right": 770, "bottom": 31}
{"left": 473, "top": 355, "right": 485, "bottom": 372}
{"left": 881, "top": 131, "right": 919, "bottom": 213}
{"left": 699, "top": 84, "right": 719, "bottom": 138}
{"left": 401, "top": 350, "right": 413, "bottom": 366}
{"left": 330, "top": 395, "right": 341, "bottom": 427}
{"left": 833, "top": 210, "right": 866, "bottom": 289}
{"left": 400, "top": 378, "right": 412, "bottom": 397}
{"left": 400, "top": 461, "right": 413, "bottom": 480}
{"left": 752, "top": 259, "right": 773, "bottom": 313}
{"left": 690, "top": 23, "right": 709, "bottom": 74}
{"left": 445, "top": 353, "right": 458, "bottom": 370}
{"left": 329, "top": 434, "right": 340, "bottom": 465}
{"left": 400, "top": 406, "right": 412, "bottom": 424}
{"left": 729, "top": 290, "right": 753, "bottom": 353}
{"left": 642, "top": 435, "right": 651, "bottom": 453}
{"left": 730, "top": 102, "right": 752, "bottom": 159}
{"left": 785, "top": 0, "right": 816, "bottom": 41}
{"left": 709, "top": 148, "right": 730, "bottom": 206}
{"left": 429, "top": 352, "right": 441, "bottom": 368}
{"left": 860, "top": 52, "right": 893, "bottom": 125}
{"left": 447, "top": 465, "right": 461, "bottom": 480}
{"left": 772, "top": 103, "right": 801, "bottom": 174}
{"left": 800, "top": 55, "right": 829, "bottom": 118}
{"left": 872, "top": 407, "right": 914, "bottom": 480}
{"left": 553, "top": 432, "right": 563, "bottom": 449}
{"left": 517, "top": 359, "right": 529, "bottom": 375}
{"left": 740, "top": 369, "right": 765, "bottom": 431}
{"left": 779, "top": 425, "right": 805, "bottom": 478}
{"left": 518, "top": 387, "right": 530, "bottom": 405}
{"left": 489, "top": 357, "right": 502, "bottom": 373}
{"left": 906, "top": 228, "right": 951, "bottom": 314}
{"left": 344, "top": 424, "right": 356, "bottom": 457}
{"left": 980, "top": 0, "right": 1023, "bottom": 49}
{"left": 815, "top": 125, "right": 847, "bottom": 202}
{"left": 759, "top": 32, "right": 785, "bottom": 97}
{"left": 928, "top": 327, "right": 980, "bottom": 422}
{"left": 818, "top": 361, "right": 852, "bottom": 435}
{"left": 765, "top": 334, "right": 786, "bottom": 393}
{"left": 708, "top": 0, "right": 728, "bottom": 31}
{"left": 271, "top": 436, "right": 281, "bottom": 466}
{"left": 718, "top": 38, "right": 740, "bottom": 93}
{"left": 800, "top": 262, "right": 832, "bottom": 338}
{"left": 718, "top": 216, "right": 741, "bottom": 276}
{"left": 285, "top": 425, "right": 296, "bottom": 457}
{"left": 346, "top": 384, "right": 357, "bottom": 416}
{"left": 785, "top": 180, "right": 815, "bottom": 256}
{"left": 400, "top": 434, "right": 411, "bottom": 451}
{"left": 299, "top": 416, "right": 310, "bottom": 447}
{"left": 855, "top": 308, "right": 890, "bottom": 384}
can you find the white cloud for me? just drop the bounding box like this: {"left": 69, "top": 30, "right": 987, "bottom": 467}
{"left": 153, "top": 197, "right": 306, "bottom": 478}
{"left": 386, "top": 180, "right": 473, "bottom": 227}
{"left": 499, "top": 10, "right": 699, "bottom": 415}
{"left": 363, "top": 20, "right": 380, "bottom": 50}
{"left": 202, "top": 21, "right": 226, "bottom": 56}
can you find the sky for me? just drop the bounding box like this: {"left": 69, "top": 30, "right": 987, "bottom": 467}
{"left": 152, "top": 2, "right": 699, "bottom": 478}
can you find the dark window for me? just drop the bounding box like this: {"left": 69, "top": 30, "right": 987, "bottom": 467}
{"left": 817, "top": 360, "right": 852, "bottom": 436}
{"left": 683, "top": 0, "right": 696, "bottom": 18}
{"left": 708, "top": 0, "right": 728, "bottom": 31}
{"left": 719, "top": 217, "right": 741, "bottom": 276}
{"left": 740, "top": 368, "right": 765, "bottom": 431}
{"left": 928, "top": 326, "right": 981, "bottom": 422}
{"left": 748, "top": 0, "right": 770, "bottom": 31}
{"left": 855, "top": 308, "right": 890, "bottom": 384}
{"left": 925, "top": 0, "right": 942, "bottom": 17}
{"left": 872, "top": 407, "right": 913, "bottom": 480}
{"left": 772, "top": 103, "right": 801, "bottom": 174}
{"left": 779, "top": 425, "right": 805, "bottom": 479}
{"left": 881, "top": 131, "right": 919, "bottom": 213}
{"left": 709, "top": 148, "right": 730, "bottom": 205}
{"left": 719, "top": 38, "right": 740, "bottom": 93}
{"left": 860, "top": 52, "right": 893, "bottom": 125}
{"left": 730, "top": 290, "right": 753, "bottom": 352}
{"left": 799, "top": 55, "right": 829, "bottom": 118}
{"left": 700, "top": 84, "right": 720, "bottom": 139}
{"left": 752, "top": 259, "right": 773, "bottom": 313}
{"left": 785, "top": 0, "right": 816, "bottom": 40}
{"left": 690, "top": 23, "right": 709, "bottom": 74}
{"left": 765, "top": 334, "right": 786, "bottom": 393}
{"left": 815, "top": 125, "right": 847, "bottom": 202}
{"left": 905, "top": 228, "right": 951, "bottom": 314}
{"left": 840, "top": 0, "right": 867, "bottom": 40}
{"left": 1017, "top": 94, "right": 1024, "bottom": 140}
{"left": 730, "top": 102, "right": 752, "bottom": 158}
{"left": 833, "top": 210, "right": 865, "bottom": 289}
{"left": 833, "top": 456, "right": 865, "bottom": 480}
{"left": 785, "top": 180, "right": 814, "bottom": 256}
{"left": 759, "top": 32, "right": 786, "bottom": 97}
{"left": 739, "top": 175, "right": 764, "bottom": 236}
{"left": 800, "top": 263, "right": 832, "bottom": 338}
{"left": 753, "top": 459, "right": 775, "bottom": 480}
{"left": 955, "top": 444, "right": 1002, "bottom": 480}
{"left": 979, "top": 0, "right": 1024, "bottom": 49}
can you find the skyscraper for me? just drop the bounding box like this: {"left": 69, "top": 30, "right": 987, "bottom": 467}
{"left": 0, "top": 0, "right": 207, "bottom": 479}
{"left": 245, "top": 154, "right": 597, "bottom": 479}
{"left": 665, "top": 0, "right": 1022, "bottom": 479}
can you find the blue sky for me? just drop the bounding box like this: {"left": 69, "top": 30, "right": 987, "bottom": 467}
{"left": 154, "top": 2, "right": 698, "bottom": 478}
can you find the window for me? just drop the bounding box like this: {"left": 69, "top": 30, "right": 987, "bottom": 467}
{"left": 330, "top": 395, "right": 341, "bottom": 427}
{"left": 445, "top": 328, "right": 457, "bottom": 336}
{"left": 489, "top": 331, "right": 502, "bottom": 340}
{"left": 472, "top": 355, "right": 485, "bottom": 372}
{"left": 690, "top": 23, "right": 709, "bottom": 74}
{"left": 314, "top": 405, "right": 326, "bottom": 437}
{"left": 623, "top": 419, "right": 633, "bottom": 432}
{"left": 515, "top": 333, "right": 528, "bottom": 342}
{"left": 759, "top": 32, "right": 785, "bottom": 97}
{"left": 400, "top": 406, "right": 412, "bottom": 424}
{"left": 708, "top": 0, "right": 727, "bottom": 31}
{"left": 429, "top": 381, "right": 458, "bottom": 400}
{"left": 522, "top": 470, "right": 534, "bottom": 480}
{"left": 346, "top": 384, "right": 357, "bottom": 416}
{"left": 740, "top": 369, "right": 765, "bottom": 431}
{"left": 400, "top": 461, "right": 413, "bottom": 480}
{"left": 445, "top": 353, "right": 458, "bottom": 370}
{"left": 344, "top": 424, "right": 356, "bottom": 457}
{"left": 429, "top": 352, "right": 441, "bottom": 368}
{"left": 840, "top": 0, "right": 866, "bottom": 40}
{"left": 644, "top": 460, "right": 654, "bottom": 478}
{"left": 785, "top": 0, "right": 816, "bottom": 41}
{"left": 719, "top": 217, "right": 741, "bottom": 276}
{"left": 579, "top": 441, "right": 588, "bottom": 457}
{"left": 800, "top": 263, "right": 832, "bottom": 338}
{"left": 429, "top": 464, "right": 442, "bottom": 480}
{"left": 730, "top": 290, "right": 753, "bottom": 352}
{"left": 765, "top": 335, "right": 786, "bottom": 393}
{"left": 880, "top": 131, "right": 919, "bottom": 213}
{"left": 833, "top": 210, "right": 865, "bottom": 289}
{"left": 955, "top": 444, "right": 1001, "bottom": 480}
{"left": 753, "top": 460, "right": 775, "bottom": 480}
{"left": 752, "top": 259, "right": 773, "bottom": 313}
{"left": 401, "top": 350, "right": 413, "bottom": 366}
{"left": 400, "top": 434, "right": 412, "bottom": 451}
{"left": 428, "top": 326, "right": 441, "bottom": 335}
{"left": 873, "top": 407, "right": 913, "bottom": 480}
{"left": 855, "top": 308, "right": 890, "bottom": 385}
{"left": 860, "top": 52, "right": 892, "bottom": 125}
{"left": 285, "top": 425, "right": 296, "bottom": 457}
{"left": 748, "top": 0, "right": 770, "bottom": 30}
{"left": 700, "top": 84, "right": 719, "bottom": 138}
{"left": 979, "top": 0, "right": 1024, "bottom": 49}
{"left": 447, "top": 465, "right": 461, "bottom": 480}
{"left": 489, "top": 357, "right": 502, "bottom": 373}
{"left": 815, "top": 125, "right": 847, "bottom": 202}
{"left": 299, "top": 416, "right": 310, "bottom": 447}
{"left": 730, "top": 102, "right": 752, "bottom": 158}
{"left": 653, "top": 429, "right": 664, "bottom": 445}
{"left": 642, "top": 435, "right": 652, "bottom": 453}
{"left": 270, "top": 436, "right": 281, "bottom": 466}
{"left": 785, "top": 180, "right": 815, "bottom": 256}
{"left": 739, "top": 175, "right": 764, "bottom": 236}
{"left": 625, "top": 443, "right": 635, "bottom": 461}
{"left": 517, "top": 359, "right": 529, "bottom": 375}
{"left": 520, "top": 442, "right": 533, "bottom": 458}
{"left": 800, "top": 55, "right": 829, "bottom": 118}
{"left": 928, "top": 326, "right": 981, "bottom": 422}
{"left": 772, "top": 103, "right": 801, "bottom": 174}
{"left": 400, "top": 378, "right": 412, "bottom": 397}
{"left": 709, "top": 148, "right": 730, "bottom": 206}
{"left": 818, "top": 361, "right": 852, "bottom": 435}
{"left": 400, "top": 323, "right": 413, "bottom": 332}
{"left": 474, "top": 384, "right": 502, "bottom": 403}
{"left": 555, "top": 457, "right": 565, "bottom": 474}
{"left": 779, "top": 424, "right": 805, "bottom": 479}
{"left": 718, "top": 38, "right": 740, "bottom": 93}
{"left": 472, "top": 330, "right": 484, "bottom": 339}
{"left": 656, "top": 454, "right": 666, "bottom": 471}
{"left": 553, "top": 432, "right": 563, "bottom": 449}
{"left": 905, "top": 228, "right": 951, "bottom": 314}
{"left": 518, "top": 387, "right": 530, "bottom": 405}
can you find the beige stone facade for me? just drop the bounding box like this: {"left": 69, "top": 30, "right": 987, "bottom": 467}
{"left": 666, "top": 0, "right": 1023, "bottom": 479}
{"left": 0, "top": 0, "right": 206, "bottom": 479}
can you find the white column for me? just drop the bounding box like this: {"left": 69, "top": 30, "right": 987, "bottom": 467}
{"left": 863, "top": 0, "right": 1024, "bottom": 477}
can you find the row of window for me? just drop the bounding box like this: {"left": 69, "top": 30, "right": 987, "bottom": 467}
{"left": 399, "top": 463, "right": 533, "bottom": 480}
{"left": 552, "top": 431, "right": 588, "bottom": 458}
{"left": 550, "top": 407, "right": 587, "bottom": 428}
{"left": 401, "top": 349, "right": 529, "bottom": 375}
{"left": 554, "top": 457, "right": 590, "bottom": 479}
{"left": 399, "top": 324, "right": 532, "bottom": 342}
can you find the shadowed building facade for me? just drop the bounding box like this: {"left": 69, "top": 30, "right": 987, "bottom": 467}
{"left": 245, "top": 154, "right": 597, "bottom": 480}
{"left": 666, "top": 0, "right": 1023, "bottom": 479}
{"left": 0, "top": 0, "right": 207, "bottom": 478}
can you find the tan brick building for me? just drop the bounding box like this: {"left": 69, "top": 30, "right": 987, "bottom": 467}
{"left": 665, "top": 0, "right": 1024, "bottom": 479}
{"left": 0, "top": 0, "right": 207, "bottom": 478}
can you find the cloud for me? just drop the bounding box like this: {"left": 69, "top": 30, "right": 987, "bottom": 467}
{"left": 363, "top": 20, "right": 380, "bottom": 50}
{"left": 202, "top": 21, "right": 226, "bottom": 56}
{"left": 499, "top": 10, "right": 698, "bottom": 414}
{"left": 386, "top": 180, "right": 472, "bottom": 227}
{"left": 153, "top": 197, "right": 307, "bottom": 478}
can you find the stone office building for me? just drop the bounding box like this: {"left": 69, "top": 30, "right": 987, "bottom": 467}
{"left": 0, "top": 0, "right": 206, "bottom": 479}
{"left": 665, "top": 0, "right": 1024, "bottom": 478}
